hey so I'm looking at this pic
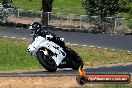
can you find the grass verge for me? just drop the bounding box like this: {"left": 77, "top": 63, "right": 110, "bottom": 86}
{"left": 0, "top": 37, "right": 132, "bottom": 70}
{"left": 69, "top": 45, "right": 132, "bottom": 67}
{"left": 0, "top": 77, "right": 132, "bottom": 88}
{"left": 0, "top": 37, "right": 42, "bottom": 71}
{"left": 12, "top": 0, "right": 85, "bottom": 15}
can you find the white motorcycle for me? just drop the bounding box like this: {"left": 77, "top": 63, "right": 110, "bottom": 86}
{"left": 27, "top": 34, "right": 83, "bottom": 72}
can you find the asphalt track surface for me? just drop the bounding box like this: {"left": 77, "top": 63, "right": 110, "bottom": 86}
{"left": 0, "top": 28, "right": 132, "bottom": 51}
{"left": 0, "top": 28, "right": 132, "bottom": 76}
{"left": 1, "top": 64, "right": 132, "bottom": 77}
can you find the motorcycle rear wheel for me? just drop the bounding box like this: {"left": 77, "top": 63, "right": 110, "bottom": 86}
{"left": 71, "top": 59, "right": 83, "bottom": 70}
{"left": 66, "top": 47, "right": 84, "bottom": 70}
{"left": 37, "top": 50, "right": 57, "bottom": 72}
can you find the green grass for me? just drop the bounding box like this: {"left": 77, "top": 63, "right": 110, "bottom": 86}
{"left": 52, "top": 0, "right": 85, "bottom": 14}
{"left": 70, "top": 45, "right": 132, "bottom": 67}
{"left": 12, "top": 0, "right": 85, "bottom": 15}
{"left": 11, "top": 0, "right": 132, "bottom": 19}
{"left": 0, "top": 37, "right": 42, "bottom": 70}
{"left": 13, "top": 0, "right": 41, "bottom": 11}
{"left": 0, "top": 37, "right": 132, "bottom": 70}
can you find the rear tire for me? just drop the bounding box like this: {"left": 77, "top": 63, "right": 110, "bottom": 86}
{"left": 37, "top": 50, "right": 57, "bottom": 72}
{"left": 66, "top": 47, "right": 84, "bottom": 70}
{"left": 71, "top": 58, "right": 83, "bottom": 70}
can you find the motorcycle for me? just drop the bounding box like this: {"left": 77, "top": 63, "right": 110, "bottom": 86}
{"left": 27, "top": 34, "right": 83, "bottom": 72}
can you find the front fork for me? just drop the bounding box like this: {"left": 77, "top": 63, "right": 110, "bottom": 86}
{"left": 40, "top": 49, "right": 49, "bottom": 56}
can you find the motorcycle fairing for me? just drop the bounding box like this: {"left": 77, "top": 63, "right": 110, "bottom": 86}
{"left": 28, "top": 36, "right": 66, "bottom": 66}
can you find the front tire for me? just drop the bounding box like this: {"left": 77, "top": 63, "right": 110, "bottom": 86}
{"left": 37, "top": 50, "right": 57, "bottom": 72}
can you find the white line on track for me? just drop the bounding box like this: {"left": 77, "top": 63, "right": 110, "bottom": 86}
{"left": 3, "top": 36, "right": 7, "bottom": 37}
{"left": 1, "top": 36, "right": 131, "bottom": 52}
{"left": 97, "top": 47, "right": 101, "bottom": 49}
{"left": 10, "top": 37, "right": 16, "bottom": 39}
{"left": 127, "top": 51, "right": 131, "bottom": 53}
{"left": 21, "top": 38, "right": 27, "bottom": 40}
{"left": 82, "top": 45, "right": 87, "bottom": 47}
{"left": 71, "top": 44, "right": 78, "bottom": 46}
{"left": 104, "top": 48, "right": 108, "bottom": 50}
{"left": 88, "top": 46, "right": 95, "bottom": 48}
{"left": 111, "top": 49, "right": 116, "bottom": 51}
{"left": 65, "top": 43, "right": 70, "bottom": 45}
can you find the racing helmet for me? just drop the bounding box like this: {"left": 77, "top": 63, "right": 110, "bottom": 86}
{"left": 29, "top": 22, "right": 42, "bottom": 34}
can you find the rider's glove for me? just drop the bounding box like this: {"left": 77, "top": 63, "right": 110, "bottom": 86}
{"left": 46, "top": 34, "right": 53, "bottom": 40}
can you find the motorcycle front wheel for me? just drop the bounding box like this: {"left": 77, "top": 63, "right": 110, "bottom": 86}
{"left": 37, "top": 50, "right": 57, "bottom": 72}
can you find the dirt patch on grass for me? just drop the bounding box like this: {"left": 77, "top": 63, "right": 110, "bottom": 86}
{"left": 1, "top": 76, "right": 130, "bottom": 88}
{"left": 7, "top": 17, "right": 40, "bottom": 24}
{"left": 0, "top": 76, "right": 81, "bottom": 88}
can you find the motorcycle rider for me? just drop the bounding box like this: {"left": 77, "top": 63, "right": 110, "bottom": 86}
{"left": 29, "top": 22, "right": 66, "bottom": 50}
